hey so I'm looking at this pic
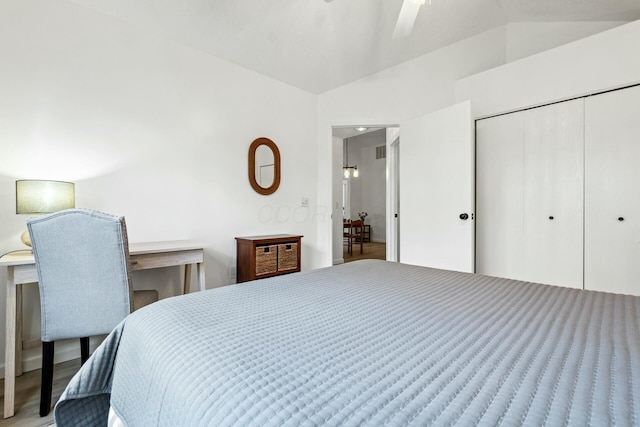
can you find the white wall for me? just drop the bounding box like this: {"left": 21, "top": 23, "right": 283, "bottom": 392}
{"left": 316, "top": 20, "right": 636, "bottom": 266}
{"left": 505, "top": 21, "right": 626, "bottom": 63}
{"left": 2, "top": 0, "right": 637, "bottom": 375}
{"left": 0, "top": 0, "right": 319, "bottom": 375}
{"left": 456, "top": 20, "right": 640, "bottom": 117}
{"left": 316, "top": 27, "right": 508, "bottom": 266}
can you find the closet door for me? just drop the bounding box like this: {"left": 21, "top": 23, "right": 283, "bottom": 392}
{"left": 585, "top": 86, "right": 640, "bottom": 296}
{"left": 476, "top": 112, "right": 524, "bottom": 279}
{"left": 522, "top": 99, "right": 584, "bottom": 288}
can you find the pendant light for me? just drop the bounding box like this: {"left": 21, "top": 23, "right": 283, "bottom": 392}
{"left": 343, "top": 138, "right": 358, "bottom": 179}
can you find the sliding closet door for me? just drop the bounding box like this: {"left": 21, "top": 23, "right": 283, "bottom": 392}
{"left": 476, "top": 99, "right": 583, "bottom": 288}
{"left": 585, "top": 86, "right": 640, "bottom": 296}
{"left": 522, "top": 99, "right": 584, "bottom": 288}
{"left": 476, "top": 112, "right": 524, "bottom": 279}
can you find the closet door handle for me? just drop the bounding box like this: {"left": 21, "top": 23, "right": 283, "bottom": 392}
{"left": 618, "top": 217, "right": 625, "bottom": 221}
{"left": 549, "top": 216, "right": 554, "bottom": 220}
{"left": 459, "top": 213, "right": 469, "bottom": 220}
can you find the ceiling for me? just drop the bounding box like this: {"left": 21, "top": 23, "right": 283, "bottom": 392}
{"left": 333, "top": 127, "right": 384, "bottom": 139}
{"left": 69, "top": 0, "right": 640, "bottom": 94}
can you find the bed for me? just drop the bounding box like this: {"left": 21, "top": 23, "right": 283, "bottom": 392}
{"left": 54, "top": 260, "right": 640, "bottom": 426}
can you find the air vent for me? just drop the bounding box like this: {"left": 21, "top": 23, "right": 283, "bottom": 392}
{"left": 376, "top": 145, "right": 386, "bottom": 159}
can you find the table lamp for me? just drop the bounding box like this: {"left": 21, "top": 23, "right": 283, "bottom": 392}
{"left": 16, "top": 180, "right": 75, "bottom": 247}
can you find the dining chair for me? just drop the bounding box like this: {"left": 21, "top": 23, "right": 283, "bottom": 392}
{"left": 343, "top": 219, "right": 351, "bottom": 249}
{"left": 345, "top": 219, "right": 364, "bottom": 255}
{"left": 27, "top": 208, "right": 159, "bottom": 416}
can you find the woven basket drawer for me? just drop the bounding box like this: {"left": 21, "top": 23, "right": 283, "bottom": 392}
{"left": 278, "top": 243, "right": 298, "bottom": 271}
{"left": 255, "top": 245, "right": 277, "bottom": 276}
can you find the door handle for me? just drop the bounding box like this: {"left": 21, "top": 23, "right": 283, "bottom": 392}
{"left": 459, "top": 213, "right": 469, "bottom": 220}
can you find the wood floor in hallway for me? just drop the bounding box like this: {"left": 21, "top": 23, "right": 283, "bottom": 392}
{"left": 343, "top": 241, "right": 386, "bottom": 263}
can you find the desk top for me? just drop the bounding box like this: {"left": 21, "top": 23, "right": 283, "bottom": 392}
{"left": 129, "top": 240, "right": 209, "bottom": 255}
{"left": 0, "top": 240, "right": 209, "bottom": 267}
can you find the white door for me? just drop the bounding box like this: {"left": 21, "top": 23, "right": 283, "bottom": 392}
{"left": 522, "top": 99, "right": 584, "bottom": 288}
{"left": 585, "top": 85, "right": 640, "bottom": 296}
{"left": 476, "top": 100, "right": 584, "bottom": 288}
{"left": 399, "top": 101, "right": 474, "bottom": 272}
{"left": 476, "top": 111, "right": 525, "bottom": 279}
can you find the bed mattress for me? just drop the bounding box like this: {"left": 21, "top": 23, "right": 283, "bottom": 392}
{"left": 55, "top": 260, "right": 640, "bottom": 426}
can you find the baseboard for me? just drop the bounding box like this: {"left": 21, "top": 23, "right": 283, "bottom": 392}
{"left": 371, "top": 239, "right": 386, "bottom": 243}
{"left": 333, "top": 258, "right": 345, "bottom": 265}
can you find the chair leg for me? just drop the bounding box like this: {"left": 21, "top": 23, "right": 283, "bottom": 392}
{"left": 40, "top": 341, "right": 55, "bottom": 417}
{"left": 80, "top": 337, "right": 90, "bottom": 365}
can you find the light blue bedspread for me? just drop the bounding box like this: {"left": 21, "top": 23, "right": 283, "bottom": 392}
{"left": 55, "top": 260, "right": 640, "bottom": 426}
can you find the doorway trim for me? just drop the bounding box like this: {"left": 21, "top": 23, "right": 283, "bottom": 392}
{"left": 386, "top": 131, "right": 400, "bottom": 262}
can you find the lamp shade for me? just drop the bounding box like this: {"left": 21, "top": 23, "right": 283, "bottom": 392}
{"left": 16, "top": 180, "right": 75, "bottom": 214}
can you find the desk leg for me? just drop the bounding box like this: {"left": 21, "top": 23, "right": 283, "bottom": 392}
{"left": 183, "top": 264, "right": 192, "bottom": 294}
{"left": 4, "top": 268, "right": 16, "bottom": 418}
{"left": 197, "top": 262, "right": 206, "bottom": 292}
{"left": 16, "top": 285, "right": 22, "bottom": 377}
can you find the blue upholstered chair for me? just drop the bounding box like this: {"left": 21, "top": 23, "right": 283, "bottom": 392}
{"left": 27, "top": 208, "right": 159, "bottom": 416}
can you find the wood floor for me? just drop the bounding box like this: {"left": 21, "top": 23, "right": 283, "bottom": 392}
{"left": 0, "top": 358, "right": 80, "bottom": 427}
{"left": 343, "top": 241, "right": 386, "bottom": 262}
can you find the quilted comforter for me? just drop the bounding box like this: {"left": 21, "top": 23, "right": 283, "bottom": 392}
{"left": 55, "top": 260, "right": 640, "bottom": 426}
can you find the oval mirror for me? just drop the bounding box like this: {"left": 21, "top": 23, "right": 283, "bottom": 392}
{"left": 248, "top": 137, "right": 281, "bottom": 195}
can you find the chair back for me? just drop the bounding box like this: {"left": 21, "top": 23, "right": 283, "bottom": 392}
{"left": 350, "top": 220, "right": 363, "bottom": 236}
{"left": 28, "top": 209, "right": 134, "bottom": 342}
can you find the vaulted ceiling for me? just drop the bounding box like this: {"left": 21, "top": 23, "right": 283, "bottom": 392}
{"left": 69, "top": 0, "right": 640, "bottom": 94}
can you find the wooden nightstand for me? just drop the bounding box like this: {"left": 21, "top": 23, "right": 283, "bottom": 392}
{"left": 235, "top": 234, "right": 303, "bottom": 283}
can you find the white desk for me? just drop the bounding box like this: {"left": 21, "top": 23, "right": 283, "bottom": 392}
{"left": 1, "top": 240, "right": 208, "bottom": 419}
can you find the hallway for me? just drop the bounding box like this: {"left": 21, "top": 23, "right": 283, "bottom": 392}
{"left": 343, "top": 241, "right": 386, "bottom": 263}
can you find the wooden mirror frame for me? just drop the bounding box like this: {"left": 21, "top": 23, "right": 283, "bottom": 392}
{"left": 248, "top": 137, "right": 281, "bottom": 195}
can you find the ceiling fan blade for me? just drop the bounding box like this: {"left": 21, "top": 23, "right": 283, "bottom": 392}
{"left": 393, "top": 0, "right": 424, "bottom": 39}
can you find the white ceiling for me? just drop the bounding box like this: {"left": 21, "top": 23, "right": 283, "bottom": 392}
{"left": 69, "top": 0, "right": 640, "bottom": 94}
{"left": 333, "top": 127, "right": 384, "bottom": 139}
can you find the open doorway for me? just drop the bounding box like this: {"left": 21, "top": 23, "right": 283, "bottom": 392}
{"left": 331, "top": 126, "right": 399, "bottom": 264}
